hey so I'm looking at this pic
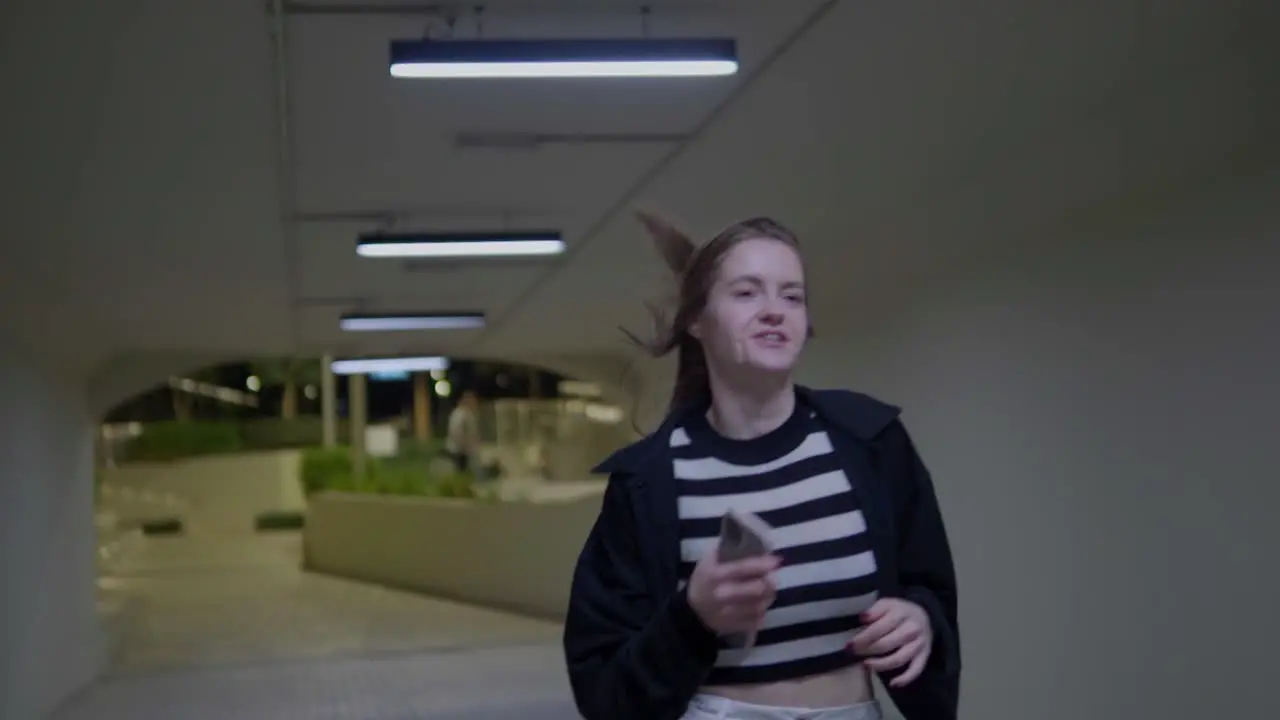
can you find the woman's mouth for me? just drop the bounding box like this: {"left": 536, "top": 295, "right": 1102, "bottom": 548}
{"left": 752, "top": 331, "right": 789, "bottom": 347}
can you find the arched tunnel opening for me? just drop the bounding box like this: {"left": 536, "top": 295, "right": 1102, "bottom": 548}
{"left": 90, "top": 355, "right": 629, "bottom": 707}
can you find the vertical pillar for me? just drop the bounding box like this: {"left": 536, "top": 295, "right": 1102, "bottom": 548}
{"left": 527, "top": 367, "right": 541, "bottom": 398}
{"left": 348, "top": 373, "right": 367, "bottom": 487}
{"left": 320, "top": 354, "right": 337, "bottom": 448}
{"left": 413, "top": 372, "right": 431, "bottom": 442}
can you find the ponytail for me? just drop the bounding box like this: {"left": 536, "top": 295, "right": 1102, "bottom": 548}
{"left": 621, "top": 210, "right": 707, "bottom": 427}
{"left": 670, "top": 334, "right": 711, "bottom": 414}
{"left": 619, "top": 305, "right": 709, "bottom": 428}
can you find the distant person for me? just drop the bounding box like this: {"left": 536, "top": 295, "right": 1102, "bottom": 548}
{"left": 445, "top": 390, "right": 480, "bottom": 475}
{"left": 562, "top": 213, "right": 960, "bottom": 720}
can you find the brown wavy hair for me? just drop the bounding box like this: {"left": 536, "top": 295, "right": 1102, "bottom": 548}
{"left": 622, "top": 211, "right": 812, "bottom": 417}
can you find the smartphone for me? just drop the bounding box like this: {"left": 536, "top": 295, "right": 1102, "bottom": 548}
{"left": 717, "top": 509, "right": 774, "bottom": 563}
{"left": 716, "top": 510, "right": 774, "bottom": 650}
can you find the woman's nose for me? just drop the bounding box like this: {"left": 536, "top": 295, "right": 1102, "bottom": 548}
{"left": 758, "top": 307, "right": 784, "bottom": 325}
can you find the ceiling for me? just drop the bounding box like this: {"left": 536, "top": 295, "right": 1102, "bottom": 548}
{"left": 1, "top": 0, "right": 1276, "bottom": 377}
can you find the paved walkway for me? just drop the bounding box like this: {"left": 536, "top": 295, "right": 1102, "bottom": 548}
{"left": 58, "top": 532, "right": 578, "bottom": 719}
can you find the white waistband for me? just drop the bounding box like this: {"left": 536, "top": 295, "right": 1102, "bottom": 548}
{"left": 686, "top": 693, "right": 882, "bottom": 720}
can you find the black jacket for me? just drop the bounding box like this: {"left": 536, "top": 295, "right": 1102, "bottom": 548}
{"left": 562, "top": 386, "right": 961, "bottom": 720}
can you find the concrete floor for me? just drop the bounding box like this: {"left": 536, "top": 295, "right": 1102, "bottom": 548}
{"left": 58, "top": 532, "right": 578, "bottom": 719}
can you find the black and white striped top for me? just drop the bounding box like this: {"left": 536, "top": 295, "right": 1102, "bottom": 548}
{"left": 673, "top": 401, "right": 880, "bottom": 686}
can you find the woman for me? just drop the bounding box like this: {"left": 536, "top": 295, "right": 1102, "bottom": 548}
{"left": 563, "top": 214, "right": 960, "bottom": 720}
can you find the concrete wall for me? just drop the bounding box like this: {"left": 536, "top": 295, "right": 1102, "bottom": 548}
{"left": 103, "top": 450, "right": 304, "bottom": 534}
{"left": 305, "top": 491, "right": 604, "bottom": 619}
{"left": 789, "top": 174, "right": 1279, "bottom": 719}
{"left": 0, "top": 339, "right": 102, "bottom": 719}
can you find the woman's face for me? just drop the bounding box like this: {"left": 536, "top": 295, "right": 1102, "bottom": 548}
{"left": 691, "top": 237, "right": 808, "bottom": 377}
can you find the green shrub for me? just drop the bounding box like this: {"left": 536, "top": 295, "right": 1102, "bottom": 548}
{"left": 139, "top": 517, "right": 184, "bottom": 536}
{"left": 255, "top": 510, "right": 306, "bottom": 531}
{"left": 396, "top": 438, "right": 446, "bottom": 463}
{"left": 242, "top": 418, "right": 322, "bottom": 450}
{"left": 298, "top": 445, "right": 496, "bottom": 502}
{"left": 120, "top": 421, "right": 243, "bottom": 462}
{"left": 370, "top": 462, "right": 434, "bottom": 496}
{"left": 434, "top": 472, "right": 477, "bottom": 499}
{"left": 299, "top": 446, "right": 357, "bottom": 495}
{"left": 117, "top": 419, "right": 446, "bottom": 465}
{"left": 116, "top": 418, "right": 356, "bottom": 464}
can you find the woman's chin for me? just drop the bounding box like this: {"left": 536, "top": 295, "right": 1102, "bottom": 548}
{"left": 743, "top": 355, "right": 799, "bottom": 377}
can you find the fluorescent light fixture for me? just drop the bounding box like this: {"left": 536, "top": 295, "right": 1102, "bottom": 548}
{"left": 357, "top": 231, "right": 565, "bottom": 259}
{"left": 339, "top": 312, "right": 486, "bottom": 332}
{"left": 389, "top": 38, "right": 738, "bottom": 79}
{"left": 331, "top": 356, "right": 450, "bottom": 376}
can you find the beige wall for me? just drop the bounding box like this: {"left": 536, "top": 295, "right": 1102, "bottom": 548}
{"left": 796, "top": 175, "right": 1278, "bottom": 719}
{"left": 305, "top": 491, "right": 604, "bottom": 619}
{"left": 96, "top": 485, "right": 189, "bottom": 526}
{"left": 0, "top": 336, "right": 103, "bottom": 719}
{"left": 103, "top": 450, "right": 304, "bottom": 534}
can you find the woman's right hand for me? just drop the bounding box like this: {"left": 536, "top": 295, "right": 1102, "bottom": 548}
{"left": 686, "top": 552, "right": 781, "bottom": 635}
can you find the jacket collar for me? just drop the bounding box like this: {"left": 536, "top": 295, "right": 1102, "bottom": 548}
{"left": 591, "top": 385, "right": 902, "bottom": 476}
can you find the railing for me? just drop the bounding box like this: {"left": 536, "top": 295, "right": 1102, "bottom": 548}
{"left": 487, "top": 399, "right": 633, "bottom": 479}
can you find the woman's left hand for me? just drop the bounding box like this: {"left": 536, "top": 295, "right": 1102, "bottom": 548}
{"left": 848, "top": 598, "right": 932, "bottom": 687}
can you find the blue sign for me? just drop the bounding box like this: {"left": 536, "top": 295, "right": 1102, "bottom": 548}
{"left": 369, "top": 370, "right": 411, "bottom": 382}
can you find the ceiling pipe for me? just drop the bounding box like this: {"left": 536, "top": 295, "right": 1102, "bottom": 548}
{"left": 280, "top": 1, "right": 739, "bottom": 17}
{"left": 281, "top": 1, "right": 450, "bottom": 17}
{"left": 291, "top": 205, "right": 559, "bottom": 226}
